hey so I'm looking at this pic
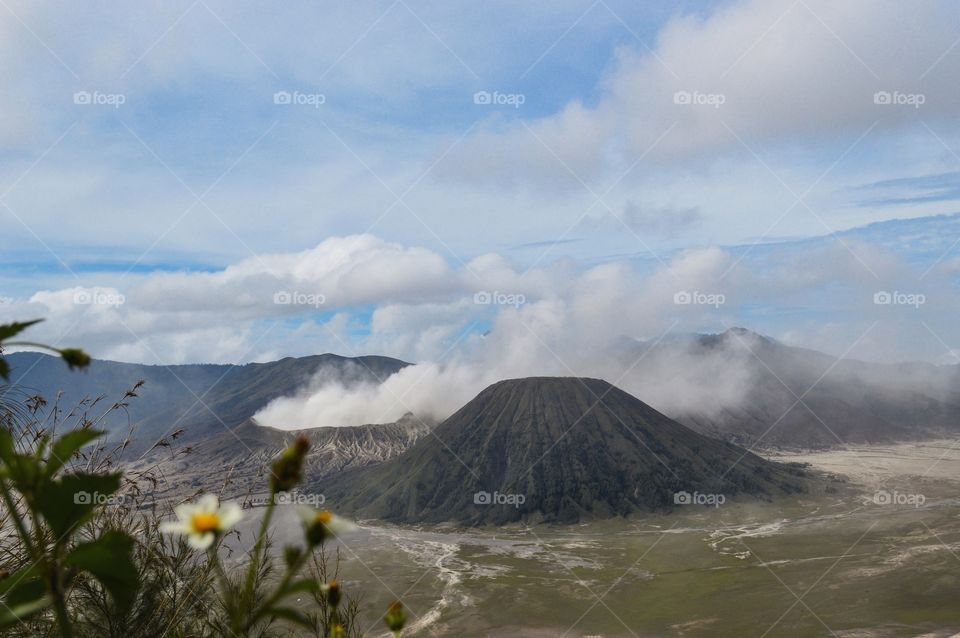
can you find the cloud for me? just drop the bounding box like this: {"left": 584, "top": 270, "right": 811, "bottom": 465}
{"left": 854, "top": 171, "right": 960, "bottom": 207}
{"left": 4, "top": 0, "right": 960, "bottom": 430}
{"left": 579, "top": 201, "right": 702, "bottom": 236}
{"left": 1, "top": 223, "right": 958, "bottom": 427}
{"left": 4, "top": 0, "right": 960, "bottom": 285}
{"left": 437, "top": 0, "right": 960, "bottom": 190}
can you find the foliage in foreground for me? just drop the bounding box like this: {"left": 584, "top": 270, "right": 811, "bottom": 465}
{"left": 0, "top": 319, "right": 407, "bottom": 637}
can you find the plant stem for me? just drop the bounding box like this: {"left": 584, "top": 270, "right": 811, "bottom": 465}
{"left": 206, "top": 545, "right": 236, "bottom": 631}
{"left": 48, "top": 562, "right": 73, "bottom": 638}
{"left": 248, "top": 548, "right": 309, "bottom": 628}
{"left": 0, "top": 477, "right": 39, "bottom": 561}
{"left": 239, "top": 498, "right": 276, "bottom": 628}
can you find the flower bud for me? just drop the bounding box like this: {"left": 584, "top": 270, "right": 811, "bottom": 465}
{"left": 297, "top": 507, "right": 354, "bottom": 547}
{"left": 384, "top": 601, "right": 406, "bottom": 635}
{"left": 269, "top": 435, "right": 310, "bottom": 493}
{"left": 329, "top": 624, "right": 346, "bottom": 638}
{"left": 323, "top": 580, "right": 342, "bottom": 607}
{"left": 283, "top": 544, "right": 302, "bottom": 568}
{"left": 59, "top": 348, "right": 91, "bottom": 371}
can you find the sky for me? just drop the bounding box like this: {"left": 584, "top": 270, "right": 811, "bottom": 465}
{"left": 2, "top": 0, "right": 960, "bottom": 382}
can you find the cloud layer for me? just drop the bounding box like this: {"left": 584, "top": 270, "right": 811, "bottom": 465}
{"left": 3, "top": 221, "right": 957, "bottom": 428}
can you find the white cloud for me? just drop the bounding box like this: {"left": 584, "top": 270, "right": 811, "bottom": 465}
{"left": 438, "top": 0, "right": 960, "bottom": 188}
{"left": 1, "top": 227, "right": 957, "bottom": 427}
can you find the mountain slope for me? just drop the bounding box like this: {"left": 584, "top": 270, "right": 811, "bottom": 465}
{"left": 139, "top": 416, "right": 432, "bottom": 502}
{"left": 320, "top": 377, "right": 810, "bottom": 525}
{"left": 622, "top": 328, "right": 960, "bottom": 449}
{"left": 3, "top": 351, "right": 410, "bottom": 450}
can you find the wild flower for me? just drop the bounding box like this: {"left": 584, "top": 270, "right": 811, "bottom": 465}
{"left": 297, "top": 506, "right": 356, "bottom": 547}
{"left": 159, "top": 494, "right": 242, "bottom": 550}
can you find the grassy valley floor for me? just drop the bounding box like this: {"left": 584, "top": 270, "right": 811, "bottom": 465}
{"left": 232, "top": 441, "right": 960, "bottom": 637}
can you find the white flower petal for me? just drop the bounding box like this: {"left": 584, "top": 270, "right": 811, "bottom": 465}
{"left": 327, "top": 515, "right": 356, "bottom": 535}
{"left": 217, "top": 502, "right": 243, "bottom": 530}
{"left": 173, "top": 502, "right": 198, "bottom": 522}
{"left": 196, "top": 494, "right": 219, "bottom": 513}
{"left": 159, "top": 520, "right": 189, "bottom": 535}
{"left": 187, "top": 532, "right": 215, "bottom": 550}
{"left": 295, "top": 505, "right": 315, "bottom": 524}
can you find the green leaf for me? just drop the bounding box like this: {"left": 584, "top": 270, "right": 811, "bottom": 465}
{"left": 4, "top": 578, "right": 45, "bottom": 608}
{"left": 0, "top": 594, "right": 51, "bottom": 628}
{"left": 0, "top": 320, "right": 42, "bottom": 343}
{"left": 46, "top": 429, "right": 103, "bottom": 477}
{"left": 66, "top": 530, "right": 139, "bottom": 613}
{"left": 36, "top": 472, "right": 121, "bottom": 539}
{"left": 0, "top": 576, "right": 49, "bottom": 628}
{"left": 0, "top": 563, "right": 43, "bottom": 596}
{"left": 4, "top": 454, "right": 40, "bottom": 497}
{"left": 266, "top": 606, "right": 315, "bottom": 629}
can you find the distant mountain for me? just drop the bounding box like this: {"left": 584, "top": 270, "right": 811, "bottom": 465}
{"left": 2, "top": 351, "right": 409, "bottom": 451}
{"left": 623, "top": 328, "right": 960, "bottom": 449}
{"left": 8, "top": 325, "right": 959, "bottom": 466}
{"left": 320, "top": 377, "right": 811, "bottom": 525}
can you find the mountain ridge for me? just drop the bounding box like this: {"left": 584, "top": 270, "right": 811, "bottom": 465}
{"left": 3, "top": 351, "right": 411, "bottom": 451}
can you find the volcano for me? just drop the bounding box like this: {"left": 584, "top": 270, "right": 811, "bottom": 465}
{"left": 319, "top": 377, "right": 811, "bottom": 525}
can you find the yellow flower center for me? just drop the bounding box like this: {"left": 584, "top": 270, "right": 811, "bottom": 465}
{"left": 314, "top": 511, "right": 333, "bottom": 525}
{"left": 191, "top": 512, "right": 220, "bottom": 533}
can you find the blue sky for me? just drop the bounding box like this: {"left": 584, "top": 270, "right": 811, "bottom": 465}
{"left": 2, "top": 0, "right": 960, "bottom": 370}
